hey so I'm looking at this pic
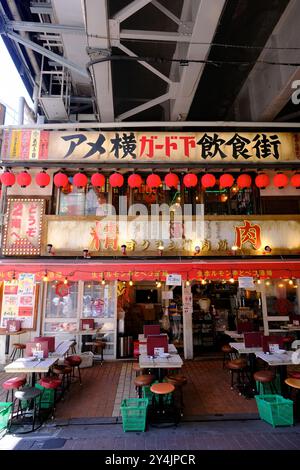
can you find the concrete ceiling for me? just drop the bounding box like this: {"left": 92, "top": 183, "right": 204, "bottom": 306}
{"left": 0, "top": 0, "right": 296, "bottom": 123}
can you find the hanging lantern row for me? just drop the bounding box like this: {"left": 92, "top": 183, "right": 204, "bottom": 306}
{"left": 1, "top": 170, "right": 300, "bottom": 190}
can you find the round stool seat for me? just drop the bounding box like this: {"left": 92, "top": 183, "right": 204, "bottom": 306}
{"left": 15, "top": 387, "right": 42, "bottom": 401}
{"left": 12, "top": 343, "right": 26, "bottom": 349}
{"left": 253, "top": 370, "right": 275, "bottom": 383}
{"left": 53, "top": 364, "right": 72, "bottom": 375}
{"left": 134, "top": 374, "right": 155, "bottom": 387}
{"left": 150, "top": 382, "right": 175, "bottom": 395}
{"left": 166, "top": 375, "right": 187, "bottom": 387}
{"left": 222, "top": 344, "right": 234, "bottom": 353}
{"left": 285, "top": 378, "right": 300, "bottom": 390}
{"left": 289, "top": 371, "right": 300, "bottom": 380}
{"left": 39, "top": 377, "right": 61, "bottom": 389}
{"left": 226, "top": 359, "right": 247, "bottom": 370}
{"left": 65, "top": 355, "right": 82, "bottom": 367}
{"left": 2, "top": 376, "right": 26, "bottom": 390}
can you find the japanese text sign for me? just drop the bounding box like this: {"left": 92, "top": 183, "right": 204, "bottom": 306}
{"left": 1, "top": 130, "right": 300, "bottom": 162}
{"left": 2, "top": 198, "right": 45, "bottom": 255}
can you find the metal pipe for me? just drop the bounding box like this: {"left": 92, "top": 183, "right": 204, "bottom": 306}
{"left": 17, "top": 96, "right": 25, "bottom": 125}
{"left": 1, "top": 161, "right": 300, "bottom": 170}
{"left": 1, "top": 121, "right": 300, "bottom": 130}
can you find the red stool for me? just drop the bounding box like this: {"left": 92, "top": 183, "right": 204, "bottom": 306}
{"left": 38, "top": 377, "right": 62, "bottom": 419}
{"left": 10, "top": 343, "right": 26, "bottom": 361}
{"left": 53, "top": 364, "right": 72, "bottom": 394}
{"left": 65, "top": 355, "right": 82, "bottom": 385}
{"left": 2, "top": 376, "right": 26, "bottom": 402}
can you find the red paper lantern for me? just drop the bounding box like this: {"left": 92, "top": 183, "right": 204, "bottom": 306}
{"left": 273, "top": 173, "right": 288, "bottom": 189}
{"left": 35, "top": 171, "right": 50, "bottom": 188}
{"left": 1, "top": 171, "right": 15, "bottom": 187}
{"left": 219, "top": 173, "right": 234, "bottom": 188}
{"left": 73, "top": 172, "right": 88, "bottom": 188}
{"left": 128, "top": 174, "right": 142, "bottom": 188}
{"left": 54, "top": 172, "right": 69, "bottom": 188}
{"left": 237, "top": 174, "right": 251, "bottom": 189}
{"left": 183, "top": 173, "right": 197, "bottom": 188}
{"left": 164, "top": 173, "right": 179, "bottom": 188}
{"left": 201, "top": 173, "right": 216, "bottom": 189}
{"left": 91, "top": 173, "right": 105, "bottom": 188}
{"left": 16, "top": 171, "right": 31, "bottom": 188}
{"left": 255, "top": 173, "right": 270, "bottom": 189}
{"left": 109, "top": 173, "right": 124, "bottom": 188}
{"left": 291, "top": 173, "right": 300, "bottom": 189}
{"left": 146, "top": 174, "right": 161, "bottom": 188}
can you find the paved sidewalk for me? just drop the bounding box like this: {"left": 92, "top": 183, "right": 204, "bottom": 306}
{"left": 1, "top": 417, "right": 300, "bottom": 450}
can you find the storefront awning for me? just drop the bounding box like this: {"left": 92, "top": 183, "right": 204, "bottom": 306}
{"left": 1, "top": 259, "right": 300, "bottom": 281}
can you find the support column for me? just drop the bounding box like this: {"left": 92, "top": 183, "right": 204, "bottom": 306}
{"left": 182, "top": 283, "right": 193, "bottom": 359}
{"left": 260, "top": 282, "right": 269, "bottom": 335}
{"left": 296, "top": 280, "right": 300, "bottom": 315}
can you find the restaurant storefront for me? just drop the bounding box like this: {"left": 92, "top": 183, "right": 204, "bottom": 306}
{"left": 0, "top": 128, "right": 300, "bottom": 363}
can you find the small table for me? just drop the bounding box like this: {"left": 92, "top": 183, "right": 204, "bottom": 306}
{"left": 50, "top": 340, "right": 75, "bottom": 358}
{"left": 139, "top": 353, "right": 183, "bottom": 381}
{"left": 0, "top": 329, "right": 27, "bottom": 356}
{"left": 224, "top": 330, "right": 244, "bottom": 340}
{"left": 255, "top": 351, "right": 294, "bottom": 395}
{"left": 5, "top": 357, "right": 59, "bottom": 386}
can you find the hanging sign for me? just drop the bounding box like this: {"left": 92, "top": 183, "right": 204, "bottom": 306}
{"left": 166, "top": 274, "right": 182, "bottom": 286}
{"left": 162, "top": 290, "right": 173, "bottom": 300}
{"left": 238, "top": 276, "right": 255, "bottom": 289}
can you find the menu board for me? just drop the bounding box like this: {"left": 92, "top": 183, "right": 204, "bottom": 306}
{"left": 0, "top": 273, "right": 37, "bottom": 329}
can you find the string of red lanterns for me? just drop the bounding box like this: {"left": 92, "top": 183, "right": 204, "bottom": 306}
{"left": 1, "top": 170, "right": 300, "bottom": 190}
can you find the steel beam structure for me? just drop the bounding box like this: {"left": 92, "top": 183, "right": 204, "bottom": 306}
{"left": 5, "top": 30, "right": 89, "bottom": 78}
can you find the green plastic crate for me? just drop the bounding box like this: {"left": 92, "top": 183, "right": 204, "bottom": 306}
{"left": 255, "top": 394, "right": 294, "bottom": 427}
{"left": 35, "top": 383, "right": 55, "bottom": 409}
{"left": 120, "top": 398, "right": 148, "bottom": 432}
{"left": 0, "top": 402, "right": 12, "bottom": 431}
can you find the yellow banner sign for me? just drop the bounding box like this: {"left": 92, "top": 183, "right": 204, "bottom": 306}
{"left": 1, "top": 130, "right": 300, "bottom": 162}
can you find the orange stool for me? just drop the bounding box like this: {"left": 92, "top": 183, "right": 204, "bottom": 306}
{"left": 150, "top": 382, "right": 179, "bottom": 425}
{"left": 254, "top": 370, "right": 277, "bottom": 395}
{"left": 134, "top": 374, "right": 155, "bottom": 398}
{"left": 165, "top": 375, "right": 187, "bottom": 414}
{"left": 226, "top": 359, "right": 248, "bottom": 392}
{"left": 285, "top": 378, "right": 300, "bottom": 420}
{"left": 222, "top": 344, "right": 237, "bottom": 368}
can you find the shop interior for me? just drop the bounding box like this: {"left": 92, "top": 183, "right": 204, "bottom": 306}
{"left": 116, "top": 278, "right": 299, "bottom": 359}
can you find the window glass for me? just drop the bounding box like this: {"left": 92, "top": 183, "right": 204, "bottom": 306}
{"left": 82, "top": 282, "right": 115, "bottom": 322}
{"left": 45, "top": 281, "right": 78, "bottom": 319}
{"left": 58, "top": 183, "right": 109, "bottom": 216}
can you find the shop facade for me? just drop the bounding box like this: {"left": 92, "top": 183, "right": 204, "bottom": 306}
{"left": 0, "top": 128, "right": 300, "bottom": 363}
